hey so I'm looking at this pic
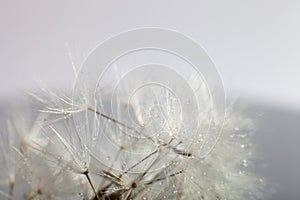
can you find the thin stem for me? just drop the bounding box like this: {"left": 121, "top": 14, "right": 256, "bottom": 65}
{"left": 87, "top": 105, "right": 160, "bottom": 147}
{"left": 123, "top": 149, "right": 158, "bottom": 175}
{"left": 144, "top": 170, "right": 183, "bottom": 185}
{"left": 83, "top": 171, "right": 100, "bottom": 200}
{"left": 87, "top": 106, "right": 156, "bottom": 142}
{"left": 87, "top": 107, "right": 139, "bottom": 134}
{"left": 9, "top": 181, "right": 14, "bottom": 200}
{"left": 98, "top": 147, "right": 122, "bottom": 189}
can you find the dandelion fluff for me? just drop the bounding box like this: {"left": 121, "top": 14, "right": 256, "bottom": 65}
{"left": 73, "top": 28, "right": 226, "bottom": 161}
{"left": 70, "top": 28, "right": 263, "bottom": 199}
{"left": 0, "top": 28, "right": 265, "bottom": 199}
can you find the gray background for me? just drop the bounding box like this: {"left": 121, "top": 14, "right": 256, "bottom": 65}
{"left": 0, "top": 1, "right": 299, "bottom": 199}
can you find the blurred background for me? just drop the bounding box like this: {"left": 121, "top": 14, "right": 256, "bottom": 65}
{"left": 0, "top": 1, "right": 299, "bottom": 199}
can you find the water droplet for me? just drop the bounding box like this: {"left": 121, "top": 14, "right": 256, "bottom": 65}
{"left": 259, "top": 178, "right": 264, "bottom": 184}
{"left": 186, "top": 98, "right": 190, "bottom": 105}
{"left": 237, "top": 133, "right": 247, "bottom": 138}
{"left": 242, "top": 159, "right": 248, "bottom": 167}
{"left": 78, "top": 192, "right": 83, "bottom": 197}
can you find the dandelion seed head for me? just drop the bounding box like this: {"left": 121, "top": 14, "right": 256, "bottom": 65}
{"left": 0, "top": 28, "right": 266, "bottom": 199}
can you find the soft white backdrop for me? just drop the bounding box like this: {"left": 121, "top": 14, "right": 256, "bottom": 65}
{"left": 0, "top": 0, "right": 300, "bottom": 110}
